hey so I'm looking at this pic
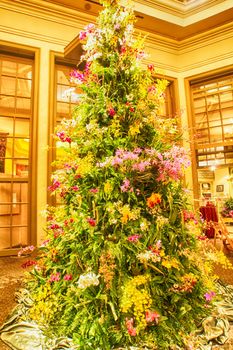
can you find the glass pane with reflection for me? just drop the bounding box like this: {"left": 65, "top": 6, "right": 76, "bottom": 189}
{"left": 57, "top": 68, "right": 70, "bottom": 85}
{"left": 14, "top": 139, "right": 29, "bottom": 159}
{"left": 12, "top": 226, "right": 28, "bottom": 248}
{"left": 18, "top": 63, "right": 32, "bottom": 79}
{"left": 17, "top": 78, "right": 32, "bottom": 98}
{"left": 1, "top": 76, "right": 16, "bottom": 95}
{"left": 15, "top": 118, "right": 30, "bottom": 137}
{"left": 0, "top": 96, "right": 15, "bottom": 114}
{"left": 16, "top": 98, "right": 31, "bottom": 115}
{"left": 14, "top": 160, "right": 29, "bottom": 177}
{"left": 0, "top": 213, "right": 11, "bottom": 227}
{"left": 2, "top": 60, "right": 17, "bottom": 76}
{"left": 0, "top": 227, "right": 11, "bottom": 249}
{"left": 12, "top": 204, "right": 28, "bottom": 226}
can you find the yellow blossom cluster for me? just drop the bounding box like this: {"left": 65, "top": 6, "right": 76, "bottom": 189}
{"left": 121, "top": 275, "right": 152, "bottom": 332}
{"left": 129, "top": 122, "right": 141, "bottom": 136}
{"left": 75, "top": 153, "right": 94, "bottom": 176}
{"left": 162, "top": 257, "right": 180, "bottom": 269}
{"left": 118, "top": 204, "right": 140, "bottom": 224}
{"left": 30, "top": 284, "right": 60, "bottom": 324}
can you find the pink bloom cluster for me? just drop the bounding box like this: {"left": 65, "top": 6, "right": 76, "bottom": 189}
{"left": 147, "top": 64, "right": 154, "bottom": 72}
{"left": 183, "top": 210, "right": 198, "bottom": 224}
{"left": 49, "top": 223, "right": 64, "bottom": 238}
{"left": 145, "top": 310, "right": 160, "bottom": 324}
{"left": 125, "top": 318, "right": 137, "bottom": 336}
{"left": 204, "top": 291, "right": 216, "bottom": 302}
{"left": 49, "top": 272, "right": 60, "bottom": 283}
{"left": 120, "top": 178, "right": 133, "bottom": 192}
{"left": 18, "top": 245, "right": 35, "bottom": 257}
{"left": 56, "top": 131, "right": 71, "bottom": 143}
{"left": 48, "top": 179, "right": 61, "bottom": 192}
{"left": 108, "top": 107, "right": 116, "bottom": 117}
{"left": 79, "top": 23, "right": 96, "bottom": 41}
{"left": 89, "top": 188, "right": 98, "bottom": 194}
{"left": 64, "top": 274, "right": 72, "bottom": 281}
{"left": 40, "top": 239, "right": 50, "bottom": 247}
{"left": 156, "top": 145, "right": 190, "bottom": 182}
{"left": 21, "top": 260, "right": 37, "bottom": 269}
{"left": 71, "top": 185, "right": 79, "bottom": 191}
{"left": 64, "top": 218, "right": 74, "bottom": 226}
{"left": 148, "top": 85, "right": 156, "bottom": 94}
{"left": 149, "top": 240, "right": 162, "bottom": 255}
{"left": 87, "top": 218, "right": 96, "bottom": 227}
{"left": 69, "top": 70, "right": 85, "bottom": 85}
{"left": 127, "top": 234, "right": 141, "bottom": 242}
{"left": 132, "top": 161, "right": 150, "bottom": 172}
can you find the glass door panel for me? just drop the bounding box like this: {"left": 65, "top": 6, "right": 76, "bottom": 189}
{"left": 0, "top": 54, "right": 33, "bottom": 254}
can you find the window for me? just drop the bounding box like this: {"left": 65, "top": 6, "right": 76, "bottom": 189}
{"left": 48, "top": 55, "right": 77, "bottom": 205}
{"left": 0, "top": 52, "right": 34, "bottom": 251}
{"left": 190, "top": 74, "right": 233, "bottom": 168}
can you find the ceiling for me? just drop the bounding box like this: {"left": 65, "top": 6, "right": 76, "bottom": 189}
{"left": 46, "top": 0, "right": 233, "bottom": 40}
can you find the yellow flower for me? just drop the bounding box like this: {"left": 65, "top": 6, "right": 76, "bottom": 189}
{"left": 162, "top": 257, "right": 179, "bottom": 269}
{"left": 104, "top": 181, "right": 112, "bottom": 194}
{"left": 129, "top": 122, "right": 141, "bottom": 136}
{"left": 121, "top": 275, "right": 152, "bottom": 333}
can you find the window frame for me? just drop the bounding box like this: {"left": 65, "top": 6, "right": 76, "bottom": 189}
{"left": 0, "top": 41, "right": 39, "bottom": 255}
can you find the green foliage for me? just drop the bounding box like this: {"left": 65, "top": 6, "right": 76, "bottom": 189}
{"left": 221, "top": 197, "right": 233, "bottom": 217}
{"left": 26, "top": 1, "right": 218, "bottom": 349}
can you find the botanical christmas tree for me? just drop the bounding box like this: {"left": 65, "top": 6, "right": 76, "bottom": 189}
{"left": 26, "top": 0, "right": 218, "bottom": 348}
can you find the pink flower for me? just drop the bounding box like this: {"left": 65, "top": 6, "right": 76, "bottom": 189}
{"left": 132, "top": 161, "right": 150, "bottom": 172}
{"left": 148, "top": 85, "right": 156, "bottom": 93}
{"left": 121, "top": 46, "right": 127, "bottom": 54}
{"left": 108, "top": 108, "right": 116, "bottom": 117}
{"left": 21, "top": 260, "right": 37, "bottom": 269}
{"left": 87, "top": 218, "right": 96, "bottom": 227}
{"left": 64, "top": 274, "right": 72, "bottom": 281}
{"left": 49, "top": 272, "right": 60, "bottom": 283}
{"left": 145, "top": 310, "right": 160, "bottom": 324}
{"left": 120, "top": 179, "right": 131, "bottom": 192}
{"left": 70, "top": 70, "right": 85, "bottom": 84}
{"left": 114, "top": 23, "right": 121, "bottom": 31}
{"left": 136, "top": 50, "right": 146, "bottom": 60}
{"left": 71, "top": 186, "right": 79, "bottom": 191}
{"left": 111, "top": 157, "right": 123, "bottom": 166}
{"left": 85, "top": 23, "right": 95, "bottom": 34}
{"left": 204, "top": 291, "right": 216, "bottom": 302}
{"left": 18, "top": 245, "right": 35, "bottom": 257}
{"left": 79, "top": 31, "right": 87, "bottom": 41}
{"left": 127, "top": 234, "right": 141, "bottom": 242}
{"left": 147, "top": 64, "right": 154, "bottom": 71}
{"left": 56, "top": 131, "right": 71, "bottom": 143}
{"left": 156, "top": 146, "right": 190, "bottom": 182}
{"left": 125, "top": 318, "right": 137, "bottom": 336}
{"left": 40, "top": 239, "right": 50, "bottom": 247}
{"left": 90, "top": 188, "right": 98, "bottom": 193}
{"left": 50, "top": 223, "right": 60, "bottom": 230}
{"left": 48, "top": 179, "right": 61, "bottom": 192}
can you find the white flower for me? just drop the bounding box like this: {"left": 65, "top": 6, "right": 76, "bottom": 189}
{"left": 77, "top": 272, "right": 99, "bottom": 289}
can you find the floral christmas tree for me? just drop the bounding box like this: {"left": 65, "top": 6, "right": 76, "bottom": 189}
{"left": 26, "top": 0, "right": 218, "bottom": 348}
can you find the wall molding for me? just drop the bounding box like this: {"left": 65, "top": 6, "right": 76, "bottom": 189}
{"left": 0, "top": 25, "right": 69, "bottom": 47}
{"left": 0, "top": 0, "right": 95, "bottom": 30}
{"left": 1, "top": 0, "right": 233, "bottom": 74}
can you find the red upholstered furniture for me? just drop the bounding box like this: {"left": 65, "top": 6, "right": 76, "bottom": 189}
{"left": 200, "top": 203, "right": 218, "bottom": 238}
